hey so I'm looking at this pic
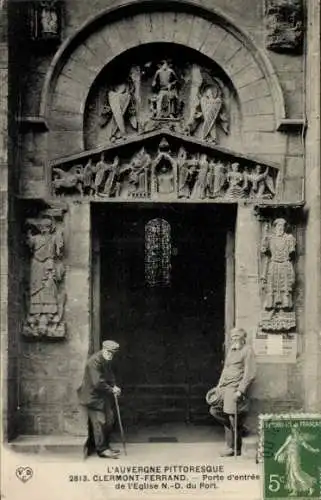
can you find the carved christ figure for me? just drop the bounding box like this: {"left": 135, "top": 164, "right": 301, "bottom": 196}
{"left": 261, "top": 218, "right": 296, "bottom": 312}
{"left": 151, "top": 60, "right": 179, "bottom": 119}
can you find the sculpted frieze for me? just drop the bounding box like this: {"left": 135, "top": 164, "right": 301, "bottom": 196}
{"left": 23, "top": 204, "right": 67, "bottom": 339}
{"left": 51, "top": 135, "right": 278, "bottom": 202}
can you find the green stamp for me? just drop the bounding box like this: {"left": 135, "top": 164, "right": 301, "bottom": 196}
{"left": 259, "top": 414, "right": 321, "bottom": 499}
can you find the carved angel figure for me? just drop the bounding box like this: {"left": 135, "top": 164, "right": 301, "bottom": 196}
{"left": 100, "top": 82, "right": 137, "bottom": 140}
{"left": 186, "top": 81, "right": 229, "bottom": 143}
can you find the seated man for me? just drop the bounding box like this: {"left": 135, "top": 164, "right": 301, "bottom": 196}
{"left": 77, "top": 340, "right": 122, "bottom": 459}
{"left": 206, "top": 327, "right": 256, "bottom": 456}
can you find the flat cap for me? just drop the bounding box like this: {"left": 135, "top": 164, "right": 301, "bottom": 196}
{"left": 102, "top": 340, "right": 120, "bottom": 352}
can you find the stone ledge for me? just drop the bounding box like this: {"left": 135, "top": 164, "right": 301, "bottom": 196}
{"left": 7, "top": 434, "right": 85, "bottom": 454}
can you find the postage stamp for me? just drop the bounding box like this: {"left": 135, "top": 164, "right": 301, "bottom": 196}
{"left": 259, "top": 414, "right": 321, "bottom": 500}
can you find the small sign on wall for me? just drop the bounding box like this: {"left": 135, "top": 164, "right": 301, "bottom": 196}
{"left": 254, "top": 329, "right": 297, "bottom": 363}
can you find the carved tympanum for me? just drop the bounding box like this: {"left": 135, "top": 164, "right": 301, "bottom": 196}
{"left": 51, "top": 135, "right": 278, "bottom": 201}
{"left": 265, "top": 0, "right": 304, "bottom": 52}
{"left": 260, "top": 218, "right": 296, "bottom": 332}
{"left": 23, "top": 207, "right": 66, "bottom": 338}
{"left": 85, "top": 50, "right": 235, "bottom": 149}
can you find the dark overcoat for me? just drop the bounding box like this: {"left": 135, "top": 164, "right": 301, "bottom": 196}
{"left": 77, "top": 351, "right": 116, "bottom": 411}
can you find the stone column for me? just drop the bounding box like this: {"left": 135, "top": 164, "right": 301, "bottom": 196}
{"left": 234, "top": 204, "right": 261, "bottom": 338}
{"left": 303, "top": 0, "right": 321, "bottom": 411}
{"left": 63, "top": 200, "right": 92, "bottom": 435}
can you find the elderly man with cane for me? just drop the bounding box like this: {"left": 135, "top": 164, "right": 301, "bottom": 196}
{"left": 78, "top": 340, "right": 123, "bottom": 459}
{"left": 206, "top": 328, "right": 256, "bottom": 457}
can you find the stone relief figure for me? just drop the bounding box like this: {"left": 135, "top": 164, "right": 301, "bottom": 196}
{"left": 265, "top": 0, "right": 303, "bottom": 52}
{"left": 100, "top": 81, "right": 138, "bottom": 141}
{"left": 23, "top": 216, "right": 66, "bottom": 338}
{"left": 191, "top": 154, "right": 210, "bottom": 200}
{"left": 102, "top": 156, "right": 120, "bottom": 197}
{"left": 150, "top": 61, "right": 180, "bottom": 119}
{"left": 40, "top": 2, "right": 59, "bottom": 35}
{"left": 245, "top": 164, "right": 276, "bottom": 199}
{"left": 52, "top": 165, "right": 84, "bottom": 196}
{"left": 186, "top": 76, "right": 229, "bottom": 144}
{"left": 211, "top": 161, "right": 227, "bottom": 198}
{"left": 260, "top": 218, "right": 296, "bottom": 332}
{"left": 225, "top": 162, "right": 247, "bottom": 199}
{"left": 128, "top": 147, "right": 151, "bottom": 198}
{"left": 177, "top": 147, "right": 198, "bottom": 199}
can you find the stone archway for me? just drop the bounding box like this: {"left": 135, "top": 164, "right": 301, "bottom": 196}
{"left": 42, "top": 0, "right": 287, "bottom": 170}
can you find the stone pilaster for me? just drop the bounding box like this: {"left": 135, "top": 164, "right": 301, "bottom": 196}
{"left": 303, "top": 0, "right": 321, "bottom": 411}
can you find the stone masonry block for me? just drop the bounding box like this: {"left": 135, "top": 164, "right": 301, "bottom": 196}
{"left": 187, "top": 16, "right": 212, "bottom": 51}
{"left": 242, "top": 131, "right": 287, "bottom": 156}
{"left": 238, "top": 78, "right": 271, "bottom": 103}
{"left": 224, "top": 48, "right": 257, "bottom": 79}
{"left": 100, "top": 23, "right": 127, "bottom": 57}
{"left": 134, "top": 13, "right": 153, "bottom": 44}
{"left": 148, "top": 11, "right": 164, "bottom": 42}
{"left": 49, "top": 109, "right": 83, "bottom": 132}
{"left": 201, "top": 24, "right": 227, "bottom": 59}
{"left": 48, "top": 131, "right": 83, "bottom": 159}
{"left": 173, "top": 12, "right": 194, "bottom": 46}
{"left": 116, "top": 17, "right": 142, "bottom": 48}
{"left": 213, "top": 33, "right": 243, "bottom": 68}
{"left": 162, "top": 12, "right": 178, "bottom": 46}
{"left": 242, "top": 96, "right": 275, "bottom": 116}
{"left": 243, "top": 114, "right": 275, "bottom": 132}
{"left": 233, "top": 63, "right": 264, "bottom": 90}
{"left": 283, "top": 177, "right": 304, "bottom": 203}
{"left": 285, "top": 156, "right": 304, "bottom": 178}
{"left": 53, "top": 74, "right": 88, "bottom": 104}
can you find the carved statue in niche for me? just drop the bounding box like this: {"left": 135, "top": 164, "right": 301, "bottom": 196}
{"left": 150, "top": 61, "right": 180, "bottom": 120}
{"left": 152, "top": 138, "right": 177, "bottom": 197}
{"left": 260, "top": 218, "right": 296, "bottom": 332}
{"left": 225, "top": 162, "right": 247, "bottom": 199}
{"left": 265, "top": 0, "right": 303, "bottom": 52}
{"left": 23, "top": 213, "right": 66, "bottom": 338}
{"left": 185, "top": 66, "right": 229, "bottom": 144}
{"left": 83, "top": 158, "right": 95, "bottom": 196}
{"left": 245, "top": 164, "right": 276, "bottom": 199}
{"left": 40, "top": 1, "right": 59, "bottom": 35}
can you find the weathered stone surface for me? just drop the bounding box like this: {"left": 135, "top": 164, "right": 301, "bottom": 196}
{"left": 285, "top": 156, "right": 304, "bottom": 178}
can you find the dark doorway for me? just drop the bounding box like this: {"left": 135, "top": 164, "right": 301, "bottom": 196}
{"left": 92, "top": 203, "right": 235, "bottom": 426}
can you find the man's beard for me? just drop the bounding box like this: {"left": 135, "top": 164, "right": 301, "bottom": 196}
{"left": 231, "top": 340, "right": 243, "bottom": 350}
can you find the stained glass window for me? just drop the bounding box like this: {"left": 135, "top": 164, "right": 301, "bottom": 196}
{"left": 145, "top": 218, "right": 171, "bottom": 287}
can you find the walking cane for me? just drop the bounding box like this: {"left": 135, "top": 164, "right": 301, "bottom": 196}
{"left": 114, "top": 393, "right": 127, "bottom": 456}
{"left": 234, "top": 398, "right": 238, "bottom": 459}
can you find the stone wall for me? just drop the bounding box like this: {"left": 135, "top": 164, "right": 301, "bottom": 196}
{"left": 3, "top": 0, "right": 316, "bottom": 436}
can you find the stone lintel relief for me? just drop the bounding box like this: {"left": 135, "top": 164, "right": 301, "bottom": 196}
{"left": 259, "top": 217, "right": 297, "bottom": 333}
{"left": 23, "top": 203, "right": 67, "bottom": 339}
{"left": 50, "top": 135, "right": 279, "bottom": 202}
{"left": 264, "top": 0, "right": 304, "bottom": 52}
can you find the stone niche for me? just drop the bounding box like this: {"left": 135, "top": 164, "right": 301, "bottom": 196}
{"left": 264, "top": 0, "right": 304, "bottom": 53}
{"left": 83, "top": 43, "right": 241, "bottom": 151}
